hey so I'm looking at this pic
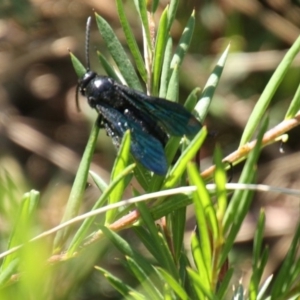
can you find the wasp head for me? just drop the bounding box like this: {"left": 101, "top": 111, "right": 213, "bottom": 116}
{"left": 78, "top": 71, "right": 96, "bottom": 96}
{"left": 76, "top": 70, "right": 96, "bottom": 111}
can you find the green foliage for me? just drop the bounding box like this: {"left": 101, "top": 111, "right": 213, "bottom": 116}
{"left": 0, "top": 1, "right": 299, "bottom": 300}
{"left": 240, "top": 36, "right": 300, "bottom": 146}
{"left": 53, "top": 122, "right": 100, "bottom": 251}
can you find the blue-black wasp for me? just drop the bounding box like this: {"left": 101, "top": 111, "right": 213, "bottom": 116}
{"left": 76, "top": 17, "right": 202, "bottom": 175}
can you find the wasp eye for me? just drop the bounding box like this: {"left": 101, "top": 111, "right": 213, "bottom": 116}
{"left": 80, "top": 87, "right": 86, "bottom": 96}
{"left": 79, "top": 71, "right": 96, "bottom": 96}
{"left": 88, "top": 96, "right": 97, "bottom": 108}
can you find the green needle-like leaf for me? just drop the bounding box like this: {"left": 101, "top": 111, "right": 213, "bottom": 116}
{"left": 169, "top": 10, "right": 195, "bottom": 70}
{"left": 132, "top": 0, "right": 152, "bottom": 52}
{"left": 159, "top": 36, "right": 173, "bottom": 98}
{"left": 150, "top": 0, "right": 159, "bottom": 13}
{"left": 249, "top": 210, "right": 267, "bottom": 300}
{"left": 67, "top": 163, "right": 135, "bottom": 254}
{"left": 195, "top": 45, "right": 229, "bottom": 122}
{"left": 95, "top": 12, "right": 142, "bottom": 91}
{"left": 70, "top": 52, "right": 86, "bottom": 78}
{"left": 96, "top": 51, "right": 122, "bottom": 83}
{"left": 184, "top": 87, "right": 202, "bottom": 112}
{"left": 96, "top": 266, "right": 145, "bottom": 299}
{"left": 253, "top": 210, "right": 265, "bottom": 269}
{"left": 136, "top": 202, "right": 178, "bottom": 278}
{"left": 133, "top": 227, "right": 161, "bottom": 261}
{"left": 106, "top": 130, "right": 132, "bottom": 224}
{"left": 271, "top": 223, "right": 300, "bottom": 298}
{"left": 53, "top": 122, "right": 99, "bottom": 252}
{"left": 1, "top": 190, "right": 39, "bottom": 272}
{"left": 157, "top": 267, "right": 189, "bottom": 300}
{"left": 167, "top": 0, "right": 179, "bottom": 32}
{"left": 216, "top": 268, "right": 234, "bottom": 299}
{"left": 101, "top": 226, "right": 164, "bottom": 293}
{"left": 89, "top": 170, "right": 108, "bottom": 194}
{"left": 285, "top": 82, "right": 300, "bottom": 119}
{"left": 213, "top": 146, "right": 227, "bottom": 236}
{"left": 171, "top": 206, "right": 186, "bottom": 263}
{"left": 188, "top": 164, "right": 212, "bottom": 283}
{"left": 166, "top": 64, "right": 179, "bottom": 102}
{"left": 240, "top": 35, "right": 300, "bottom": 146}
{"left": 187, "top": 267, "right": 214, "bottom": 299}
{"left": 221, "top": 117, "right": 269, "bottom": 266}
{"left": 163, "top": 127, "right": 207, "bottom": 189}
{"left": 152, "top": 6, "right": 169, "bottom": 95}
{"left": 116, "top": 0, "right": 147, "bottom": 83}
{"left": 125, "top": 256, "right": 163, "bottom": 299}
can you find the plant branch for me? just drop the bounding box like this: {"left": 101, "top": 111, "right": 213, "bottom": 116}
{"left": 201, "top": 111, "right": 300, "bottom": 179}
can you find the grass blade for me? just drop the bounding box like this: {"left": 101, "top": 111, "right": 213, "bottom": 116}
{"left": 67, "top": 163, "right": 135, "bottom": 254}
{"left": 188, "top": 163, "right": 213, "bottom": 283}
{"left": 53, "top": 122, "right": 99, "bottom": 251}
{"left": 285, "top": 82, "right": 300, "bottom": 119}
{"left": 240, "top": 35, "right": 300, "bottom": 146}
{"left": 136, "top": 202, "right": 178, "bottom": 278}
{"left": 271, "top": 222, "right": 300, "bottom": 298}
{"left": 163, "top": 127, "right": 207, "bottom": 189}
{"left": 221, "top": 118, "right": 269, "bottom": 266}
{"left": 157, "top": 267, "right": 189, "bottom": 300}
{"left": 95, "top": 266, "right": 145, "bottom": 299}
{"left": 171, "top": 206, "right": 186, "bottom": 263}
{"left": 1, "top": 190, "right": 39, "bottom": 272}
{"left": 106, "top": 131, "right": 131, "bottom": 224}
{"left": 126, "top": 256, "right": 163, "bottom": 299}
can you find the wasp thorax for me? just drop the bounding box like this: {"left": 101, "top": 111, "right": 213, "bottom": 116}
{"left": 79, "top": 71, "right": 115, "bottom": 108}
{"left": 85, "top": 75, "right": 115, "bottom": 104}
{"left": 92, "top": 76, "right": 113, "bottom": 93}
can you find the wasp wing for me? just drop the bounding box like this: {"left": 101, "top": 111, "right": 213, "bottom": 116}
{"left": 96, "top": 104, "right": 168, "bottom": 175}
{"left": 116, "top": 84, "right": 202, "bottom": 137}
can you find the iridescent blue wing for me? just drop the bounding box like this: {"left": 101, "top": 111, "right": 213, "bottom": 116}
{"left": 96, "top": 104, "right": 168, "bottom": 175}
{"left": 116, "top": 84, "right": 201, "bottom": 137}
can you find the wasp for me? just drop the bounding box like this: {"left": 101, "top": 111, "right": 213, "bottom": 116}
{"left": 76, "top": 17, "right": 201, "bottom": 175}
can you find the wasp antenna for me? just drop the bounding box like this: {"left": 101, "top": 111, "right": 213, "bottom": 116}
{"left": 85, "top": 16, "right": 92, "bottom": 71}
{"left": 75, "top": 84, "right": 81, "bottom": 112}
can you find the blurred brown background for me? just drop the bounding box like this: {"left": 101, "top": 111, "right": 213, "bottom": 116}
{"left": 0, "top": 0, "right": 300, "bottom": 298}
